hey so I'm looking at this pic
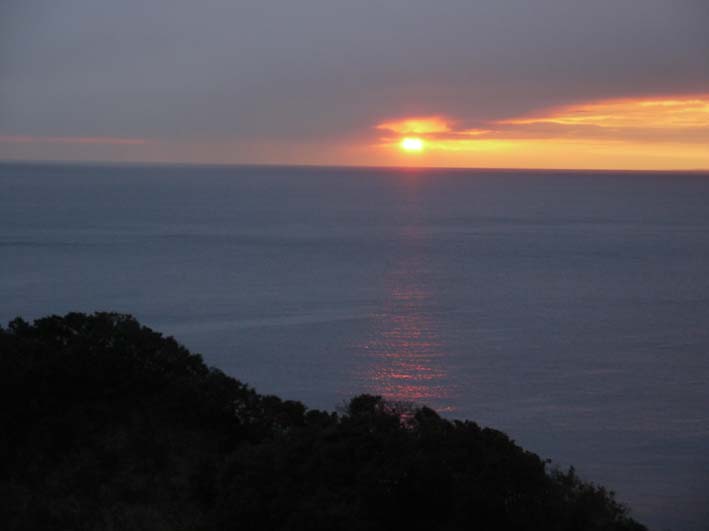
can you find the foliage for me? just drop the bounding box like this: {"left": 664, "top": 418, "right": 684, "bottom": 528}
{"left": 0, "top": 312, "right": 646, "bottom": 531}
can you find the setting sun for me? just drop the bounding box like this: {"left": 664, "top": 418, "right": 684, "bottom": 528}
{"left": 400, "top": 137, "right": 424, "bottom": 152}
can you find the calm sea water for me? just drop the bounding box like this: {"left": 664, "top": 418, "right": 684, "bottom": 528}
{"left": 2, "top": 162, "right": 708, "bottom": 529}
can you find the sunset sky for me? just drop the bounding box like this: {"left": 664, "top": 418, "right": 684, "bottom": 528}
{"left": 2, "top": 0, "right": 708, "bottom": 169}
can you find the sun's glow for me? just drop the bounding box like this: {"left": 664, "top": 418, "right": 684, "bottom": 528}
{"left": 400, "top": 137, "right": 424, "bottom": 152}
{"left": 372, "top": 95, "right": 709, "bottom": 169}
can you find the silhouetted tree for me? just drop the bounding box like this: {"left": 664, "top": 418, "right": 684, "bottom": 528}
{"left": 0, "top": 313, "right": 646, "bottom": 531}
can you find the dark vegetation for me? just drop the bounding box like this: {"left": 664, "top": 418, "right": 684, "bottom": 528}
{"left": 0, "top": 312, "right": 645, "bottom": 531}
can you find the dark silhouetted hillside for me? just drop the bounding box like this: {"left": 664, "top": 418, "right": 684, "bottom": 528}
{"left": 0, "top": 312, "right": 646, "bottom": 531}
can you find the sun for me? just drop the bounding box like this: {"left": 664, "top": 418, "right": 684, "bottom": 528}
{"left": 400, "top": 137, "right": 424, "bottom": 152}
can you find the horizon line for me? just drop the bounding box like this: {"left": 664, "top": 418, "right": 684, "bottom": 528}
{"left": 1, "top": 157, "right": 708, "bottom": 174}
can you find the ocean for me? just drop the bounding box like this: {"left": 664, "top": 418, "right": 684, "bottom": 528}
{"left": 1, "top": 161, "right": 708, "bottom": 530}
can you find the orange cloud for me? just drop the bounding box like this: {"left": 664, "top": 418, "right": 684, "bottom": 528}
{"left": 501, "top": 97, "right": 709, "bottom": 130}
{"left": 376, "top": 116, "right": 452, "bottom": 134}
{"left": 0, "top": 135, "right": 148, "bottom": 145}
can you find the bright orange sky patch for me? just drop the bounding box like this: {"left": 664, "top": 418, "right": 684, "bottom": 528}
{"left": 375, "top": 95, "right": 709, "bottom": 170}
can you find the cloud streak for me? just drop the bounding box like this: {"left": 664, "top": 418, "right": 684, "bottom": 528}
{"left": 0, "top": 135, "right": 149, "bottom": 145}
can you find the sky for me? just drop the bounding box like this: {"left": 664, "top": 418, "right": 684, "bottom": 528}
{"left": 1, "top": 0, "right": 708, "bottom": 169}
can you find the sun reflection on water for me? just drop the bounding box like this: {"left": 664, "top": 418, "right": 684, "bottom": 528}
{"left": 357, "top": 252, "right": 456, "bottom": 412}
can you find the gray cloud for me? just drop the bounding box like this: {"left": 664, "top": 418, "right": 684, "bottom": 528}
{"left": 2, "top": 0, "right": 708, "bottom": 151}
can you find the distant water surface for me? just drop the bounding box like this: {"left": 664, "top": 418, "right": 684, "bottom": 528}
{"left": 2, "top": 162, "right": 708, "bottom": 530}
